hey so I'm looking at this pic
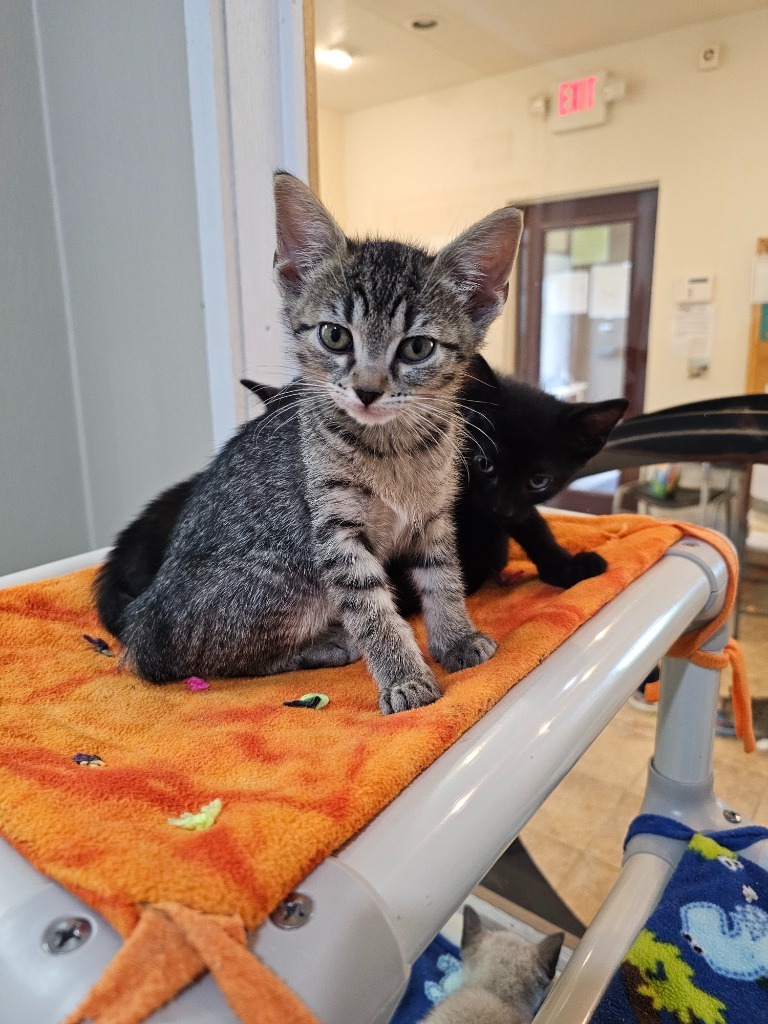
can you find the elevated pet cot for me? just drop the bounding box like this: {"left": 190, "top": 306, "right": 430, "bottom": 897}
{"left": 0, "top": 514, "right": 757, "bottom": 1024}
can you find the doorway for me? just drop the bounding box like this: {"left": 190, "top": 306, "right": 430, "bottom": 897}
{"left": 515, "top": 188, "right": 658, "bottom": 511}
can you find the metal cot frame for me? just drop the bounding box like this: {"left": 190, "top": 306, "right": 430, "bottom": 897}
{"left": 1, "top": 534, "right": 761, "bottom": 1024}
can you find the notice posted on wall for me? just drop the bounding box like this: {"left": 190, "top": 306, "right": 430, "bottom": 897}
{"left": 670, "top": 302, "right": 715, "bottom": 360}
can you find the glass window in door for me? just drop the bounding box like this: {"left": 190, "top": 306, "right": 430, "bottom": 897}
{"left": 539, "top": 221, "right": 632, "bottom": 405}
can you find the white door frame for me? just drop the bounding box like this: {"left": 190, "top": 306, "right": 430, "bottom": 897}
{"left": 184, "top": 0, "right": 310, "bottom": 446}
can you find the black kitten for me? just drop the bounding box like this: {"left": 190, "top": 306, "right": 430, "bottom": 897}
{"left": 457, "top": 355, "right": 627, "bottom": 588}
{"left": 390, "top": 356, "right": 627, "bottom": 613}
{"left": 95, "top": 365, "right": 626, "bottom": 636}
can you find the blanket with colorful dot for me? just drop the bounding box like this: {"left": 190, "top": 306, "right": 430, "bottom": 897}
{"left": 0, "top": 514, "right": 754, "bottom": 1024}
{"left": 591, "top": 814, "right": 768, "bottom": 1024}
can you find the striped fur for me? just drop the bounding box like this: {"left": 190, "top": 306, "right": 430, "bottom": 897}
{"left": 119, "top": 173, "right": 522, "bottom": 713}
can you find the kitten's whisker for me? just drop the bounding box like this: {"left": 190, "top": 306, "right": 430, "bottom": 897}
{"left": 401, "top": 401, "right": 469, "bottom": 482}
{"left": 412, "top": 395, "right": 494, "bottom": 434}
{"left": 246, "top": 391, "right": 330, "bottom": 439}
{"left": 453, "top": 400, "right": 494, "bottom": 423}
{"left": 462, "top": 374, "right": 500, "bottom": 396}
{"left": 462, "top": 421, "right": 498, "bottom": 453}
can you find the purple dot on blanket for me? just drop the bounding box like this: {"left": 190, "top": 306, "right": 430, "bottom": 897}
{"left": 82, "top": 634, "right": 113, "bottom": 656}
{"left": 72, "top": 753, "right": 105, "bottom": 767}
{"left": 185, "top": 677, "right": 210, "bottom": 691}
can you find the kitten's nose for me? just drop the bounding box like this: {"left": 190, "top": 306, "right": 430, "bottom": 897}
{"left": 354, "top": 388, "right": 383, "bottom": 407}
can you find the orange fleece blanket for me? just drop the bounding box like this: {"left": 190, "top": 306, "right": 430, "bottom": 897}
{"left": 0, "top": 514, "right": 752, "bottom": 1024}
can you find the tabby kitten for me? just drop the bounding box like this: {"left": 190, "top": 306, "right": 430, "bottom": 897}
{"left": 117, "top": 172, "right": 523, "bottom": 714}
{"left": 95, "top": 365, "right": 625, "bottom": 634}
{"left": 422, "top": 906, "right": 564, "bottom": 1024}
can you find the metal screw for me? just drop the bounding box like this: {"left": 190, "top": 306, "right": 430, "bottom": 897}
{"left": 723, "top": 808, "right": 742, "bottom": 824}
{"left": 41, "top": 916, "right": 93, "bottom": 954}
{"left": 270, "top": 892, "right": 314, "bottom": 929}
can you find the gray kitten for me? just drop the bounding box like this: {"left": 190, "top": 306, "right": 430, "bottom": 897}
{"left": 119, "top": 172, "right": 523, "bottom": 714}
{"left": 423, "top": 906, "right": 564, "bottom": 1024}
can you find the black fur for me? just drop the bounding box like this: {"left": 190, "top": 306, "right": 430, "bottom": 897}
{"left": 95, "top": 475, "right": 201, "bottom": 637}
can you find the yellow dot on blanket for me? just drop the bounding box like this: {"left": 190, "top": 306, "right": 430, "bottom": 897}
{"left": 167, "top": 797, "right": 222, "bottom": 831}
{"left": 282, "top": 693, "right": 330, "bottom": 709}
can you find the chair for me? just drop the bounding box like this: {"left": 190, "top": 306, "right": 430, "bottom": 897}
{"left": 577, "top": 393, "right": 768, "bottom": 634}
{"left": 611, "top": 461, "right": 733, "bottom": 535}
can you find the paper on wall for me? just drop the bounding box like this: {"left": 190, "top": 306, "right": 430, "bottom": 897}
{"left": 670, "top": 302, "right": 715, "bottom": 359}
{"left": 588, "top": 262, "right": 631, "bottom": 319}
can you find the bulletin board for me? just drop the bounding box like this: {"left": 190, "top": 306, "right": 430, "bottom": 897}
{"left": 747, "top": 237, "right": 768, "bottom": 394}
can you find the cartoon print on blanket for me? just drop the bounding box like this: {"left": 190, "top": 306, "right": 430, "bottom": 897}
{"left": 680, "top": 900, "right": 768, "bottom": 982}
{"left": 591, "top": 817, "right": 768, "bottom": 1024}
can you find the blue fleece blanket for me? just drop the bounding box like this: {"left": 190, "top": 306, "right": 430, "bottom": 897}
{"left": 390, "top": 932, "right": 462, "bottom": 1024}
{"left": 591, "top": 814, "right": 768, "bottom": 1024}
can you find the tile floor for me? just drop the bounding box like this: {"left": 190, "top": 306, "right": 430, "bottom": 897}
{"left": 520, "top": 556, "right": 768, "bottom": 928}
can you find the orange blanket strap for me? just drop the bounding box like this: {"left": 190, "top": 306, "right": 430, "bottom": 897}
{"left": 62, "top": 902, "right": 321, "bottom": 1024}
{"left": 663, "top": 522, "right": 755, "bottom": 753}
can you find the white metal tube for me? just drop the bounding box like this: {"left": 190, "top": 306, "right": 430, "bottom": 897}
{"left": 0, "top": 548, "right": 109, "bottom": 589}
{"left": 653, "top": 624, "right": 728, "bottom": 785}
{"left": 534, "top": 853, "right": 673, "bottom": 1024}
{"left": 337, "top": 549, "right": 715, "bottom": 964}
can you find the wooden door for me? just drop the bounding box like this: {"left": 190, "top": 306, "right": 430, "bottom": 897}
{"left": 516, "top": 188, "right": 658, "bottom": 512}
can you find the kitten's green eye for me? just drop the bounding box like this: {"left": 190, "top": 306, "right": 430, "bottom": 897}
{"left": 474, "top": 454, "right": 494, "bottom": 475}
{"left": 319, "top": 322, "right": 353, "bottom": 353}
{"left": 397, "top": 336, "right": 436, "bottom": 364}
{"left": 528, "top": 474, "right": 553, "bottom": 492}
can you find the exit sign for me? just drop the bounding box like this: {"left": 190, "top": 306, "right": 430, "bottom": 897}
{"left": 559, "top": 76, "right": 597, "bottom": 115}
{"left": 551, "top": 72, "right": 607, "bottom": 132}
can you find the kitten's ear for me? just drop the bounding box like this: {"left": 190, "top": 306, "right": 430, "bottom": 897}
{"left": 567, "top": 398, "right": 628, "bottom": 455}
{"left": 434, "top": 206, "right": 523, "bottom": 332}
{"left": 240, "top": 378, "right": 280, "bottom": 404}
{"left": 461, "top": 905, "right": 485, "bottom": 952}
{"left": 273, "top": 171, "right": 346, "bottom": 294}
{"left": 537, "top": 932, "right": 564, "bottom": 981}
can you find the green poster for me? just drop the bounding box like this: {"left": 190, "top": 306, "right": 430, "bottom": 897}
{"left": 571, "top": 225, "right": 610, "bottom": 265}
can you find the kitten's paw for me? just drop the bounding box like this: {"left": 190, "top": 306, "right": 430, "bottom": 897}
{"left": 437, "top": 631, "right": 497, "bottom": 673}
{"left": 540, "top": 551, "right": 607, "bottom": 588}
{"left": 379, "top": 675, "right": 442, "bottom": 715}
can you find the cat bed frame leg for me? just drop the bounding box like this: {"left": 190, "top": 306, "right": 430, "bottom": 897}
{"left": 535, "top": 537, "right": 756, "bottom": 1024}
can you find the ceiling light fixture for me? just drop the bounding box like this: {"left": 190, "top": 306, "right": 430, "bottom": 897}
{"left": 315, "top": 47, "right": 353, "bottom": 71}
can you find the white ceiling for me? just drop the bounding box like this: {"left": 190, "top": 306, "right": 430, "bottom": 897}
{"left": 314, "top": 0, "right": 768, "bottom": 112}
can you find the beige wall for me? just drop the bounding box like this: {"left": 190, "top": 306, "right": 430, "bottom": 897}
{"left": 318, "top": 8, "right": 768, "bottom": 411}
{"left": 317, "top": 106, "right": 347, "bottom": 225}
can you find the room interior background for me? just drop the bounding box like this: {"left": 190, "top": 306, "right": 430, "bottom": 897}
{"left": 3, "top": 0, "right": 767, "bottom": 575}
